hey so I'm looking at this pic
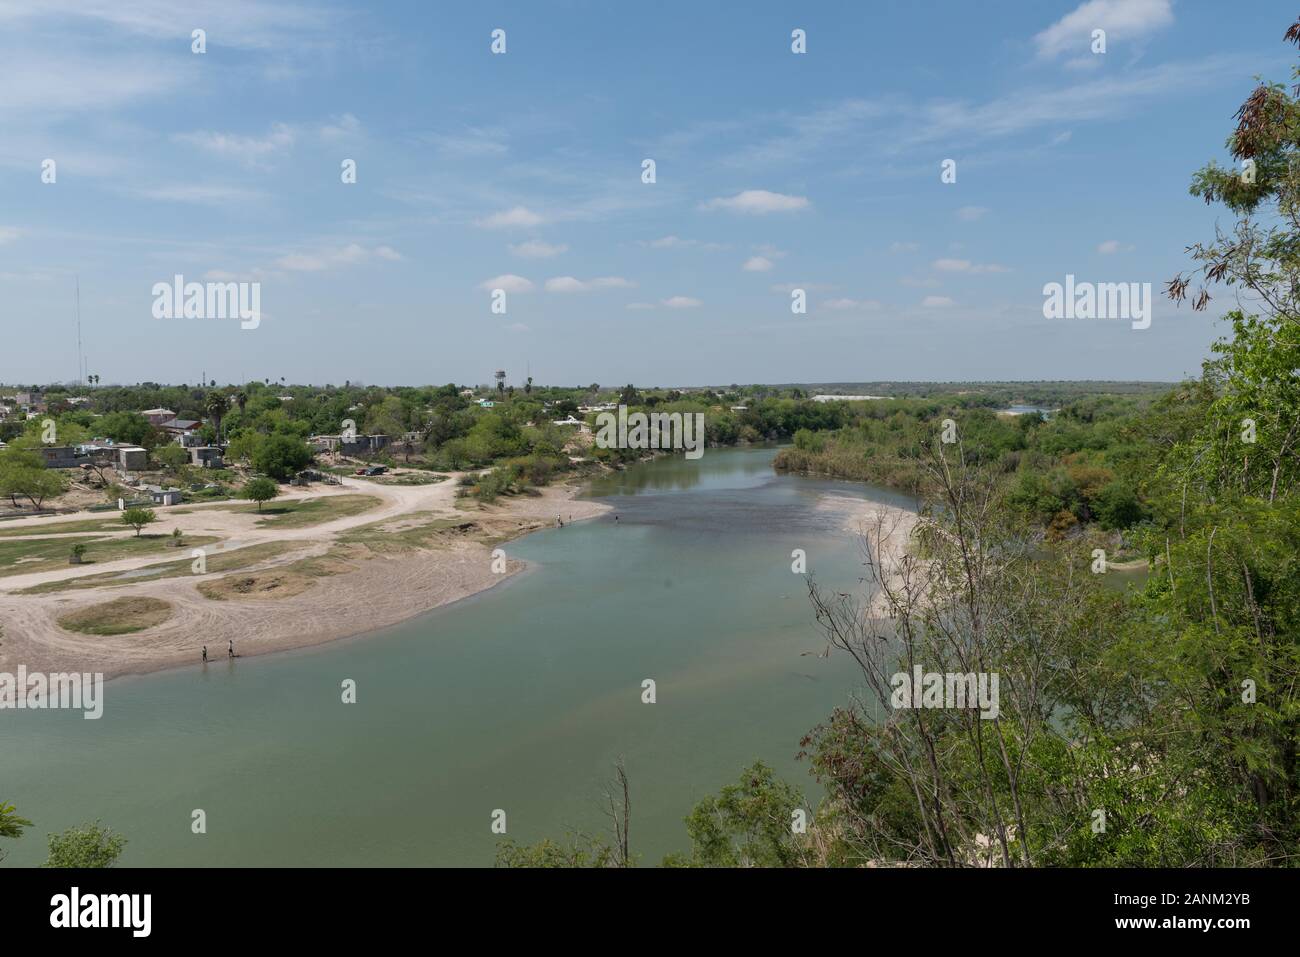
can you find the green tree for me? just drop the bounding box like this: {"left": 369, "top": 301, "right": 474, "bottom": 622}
{"left": 0, "top": 801, "right": 31, "bottom": 863}
{"left": 43, "top": 822, "right": 126, "bottom": 868}
{"left": 121, "top": 507, "right": 156, "bottom": 537}
{"left": 664, "top": 763, "right": 808, "bottom": 867}
{"left": 241, "top": 477, "right": 280, "bottom": 511}
{"left": 0, "top": 448, "right": 68, "bottom": 509}
{"left": 205, "top": 391, "right": 231, "bottom": 441}
{"left": 251, "top": 434, "right": 313, "bottom": 480}
{"left": 153, "top": 444, "right": 189, "bottom": 470}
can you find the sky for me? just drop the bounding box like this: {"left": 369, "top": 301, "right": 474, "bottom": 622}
{"left": 0, "top": 0, "right": 1294, "bottom": 388}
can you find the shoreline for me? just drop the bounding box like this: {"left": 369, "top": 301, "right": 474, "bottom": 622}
{"left": 0, "top": 476, "right": 610, "bottom": 691}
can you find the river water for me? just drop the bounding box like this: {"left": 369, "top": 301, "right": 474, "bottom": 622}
{"left": 0, "top": 447, "right": 914, "bottom": 866}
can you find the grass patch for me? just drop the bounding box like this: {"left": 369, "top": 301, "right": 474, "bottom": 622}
{"left": 0, "top": 517, "right": 124, "bottom": 538}
{"left": 17, "top": 541, "right": 300, "bottom": 594}
{"left": 364, "top": 473, "right": 448, "bottom": 486}
{"left": 57, "top": 597, "right": 173, "bottom": 636}
{"left": 337, "top": 512, "right": 481, "bottom": 554}
{"left": 197, "top": 550, "right": 355, "bottom": 601}
{"left": 224, "top": 493, "right": 381, "bottom": 528}
{"left": 0, "top": 534, "right": 219, "bottom": 578}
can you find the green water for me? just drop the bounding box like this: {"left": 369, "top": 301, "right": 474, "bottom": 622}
{"left": 0, "top": 448, "right": 913, "bottom": 866}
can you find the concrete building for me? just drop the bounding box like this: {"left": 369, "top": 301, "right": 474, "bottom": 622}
{"left": 340, "top": 434, "right": 389, "bottom": 456}
{"left": 118, "top": 447, "right": 148, "bottom": 471}
{"left": 147, "top": 488, "right": 183, "bottom": 506}
{"left": 37, "top": 446, "right": 86, "bottom": 469}
{"left": 190, "top": 447, "right": 224, "bottom": 468}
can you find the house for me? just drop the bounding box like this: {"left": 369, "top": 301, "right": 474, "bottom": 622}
{"left": 141, "top": 408, "right": 177, "bottom": 426}
{"left": 160, "top": 419, "right": 204, "bottom": 446}
{"left": 309, "top": 434, "right": 341, "bottom": 453}
{"left": 190, "top": 447, "right": 224, "bottom": 469}
{"left": 144, "top": 486, "right": 183, "bottom": 506}
{"left": 118, "top": 447, "right": 148, "bottom": 471}
{"left": 459, "top": 389, "right": 476, "bottom": 398}
{"left": 551, "top": 415, "right": 583, "bottom": 426}
{"left": 37, "top": 446, "right": 86, "bottom": 469}
{"left": 16, "top": 390, "right": 44, "bottom": 408}
{"left": 340, "top": 434, "right": 389, "bottom": 456}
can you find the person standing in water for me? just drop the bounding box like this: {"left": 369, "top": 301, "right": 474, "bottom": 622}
{"left": 228, "top": 639, "right": 235, "bottom": 660}
{"left": 202, "top": 646, "right": 208, "bottom": 664}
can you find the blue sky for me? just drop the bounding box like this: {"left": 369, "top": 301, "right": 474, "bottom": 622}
{"left": 0, "top": 0, "right": 1293, "bottom": 387}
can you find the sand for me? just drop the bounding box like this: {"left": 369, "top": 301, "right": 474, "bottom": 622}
{"left": 0, "top": 471, "right": 608, "bottom": 687}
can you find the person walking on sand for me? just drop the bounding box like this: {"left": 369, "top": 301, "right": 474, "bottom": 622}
{"left": 228, "top": 639, "right": 235, "bottom": 660}
{"left": 202, "top": 645, "right": 208, "bottom": 664}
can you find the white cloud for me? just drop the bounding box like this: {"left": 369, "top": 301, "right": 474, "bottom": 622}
{"left": 770, "top": 282, "right": 835, "bottom": 293}
{"left": 641, "top": 236, "right": 725, "bottom": 251}
{"left": 0, "top": 226, "right": 19, "bottom": 244}
{"left": 700, "top": 190, "right": 810, "bottom": 214}
{"left": 742, "top": 256, "right": 774, "bottom": 272}
{"left": 477, "top": 274, "right": 534, "bottom": 293}
{"left": 823, "top": 298, "right": 881, "bottom": 311}
{"left": 424, "top": 127, "right": 509, "bottom": 157}
{"left": 922, "top": 296, "right": 956, "bottom": 308}
{"left": 1097, "top": 239, "right": 1134, "bottom": 254}
{"left": 319, "top": 114, "right": 361, "bottom": 140}
{"left": 544, "top": 276, "right": 634, "bottom": 293}
{"left": 0, "top": 0, "right": 338, "bottom": 51}
{"left": 662, "top": 296, "right": 702, "bottom": 308}
{"left": 173, "top": 123, "right": 296, "bottom": 164}
{"left": 134, "top": 184, "right": 264, "bottom": 205}
{"left": 276, "top": 243, "right": 403, "bottom": 272}
{"left": 509, "top": 240, "right": 568, "bottom": 259}
{"left": 890, "top": 241, "right": 920, "bottom": 253}
{"left": 932, "top": 258, "right": 1009, "bottom": 274}
{"left": 1034, "top": 0, "right": 1174, "bottom": 61}
{"left": 956, "top": 206, "right": 989, "bottom": 222}
{"left": 477, "top": 206, "right": 544, "bottom": 228}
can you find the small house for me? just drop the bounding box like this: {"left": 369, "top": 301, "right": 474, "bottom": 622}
{"left": 118, "top": 446, "right": 148, "bottom": 471}
{"left": 37, "top": 446, "right": 85, "bottom": 469}
{"left": 190, "top": 446, "right": 224, "bottom": 469}
{"left": 141, "top": 408, "right": 177, "bottom": 426}
{"left": 150, "top": 488, "right": 183, "bottom": 506}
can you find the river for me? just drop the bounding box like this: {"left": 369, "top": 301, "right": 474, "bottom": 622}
{"left": 0, "top": 447, "right": 914, "bottom": 866}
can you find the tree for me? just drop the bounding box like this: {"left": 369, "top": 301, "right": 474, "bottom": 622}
{"left": 663, "top": 763, "right": 808, "bottom": 867}
{"left": 153, "top": 444, "right": 189, "bottom": 470}
{"left": 0, "top": 448, "right": 67, "bottom": 509}
{"left": 121, "top": 507, "right": 156, "bottom": 537}
{"left": 43, "top": 822, "right": 126, "bottom": 868}
{"left": 251, "top": 434, "right": 312, "bottom": 480}
{"left": 100, "top": 411, "right": 150, "bottom": 445}
{"left": 205, "top": 392, "right": 230, "bottom": 442}
{"left": 0, "top": 801, "right": 31, "bottom": 863}
{"left": 241, "top": 477, "right": 279, "bottom": 511}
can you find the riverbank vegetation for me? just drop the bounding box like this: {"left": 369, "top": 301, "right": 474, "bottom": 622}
{"left": 495, "top": 16, "right": 1300, "bottom": 869}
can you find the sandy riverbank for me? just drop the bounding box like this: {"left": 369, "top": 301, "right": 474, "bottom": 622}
{"left": 816, "top": 492, "right": 923, "bottom": 616}
{"left": 0, "top": 474, "right": 609, "bottom": 686}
